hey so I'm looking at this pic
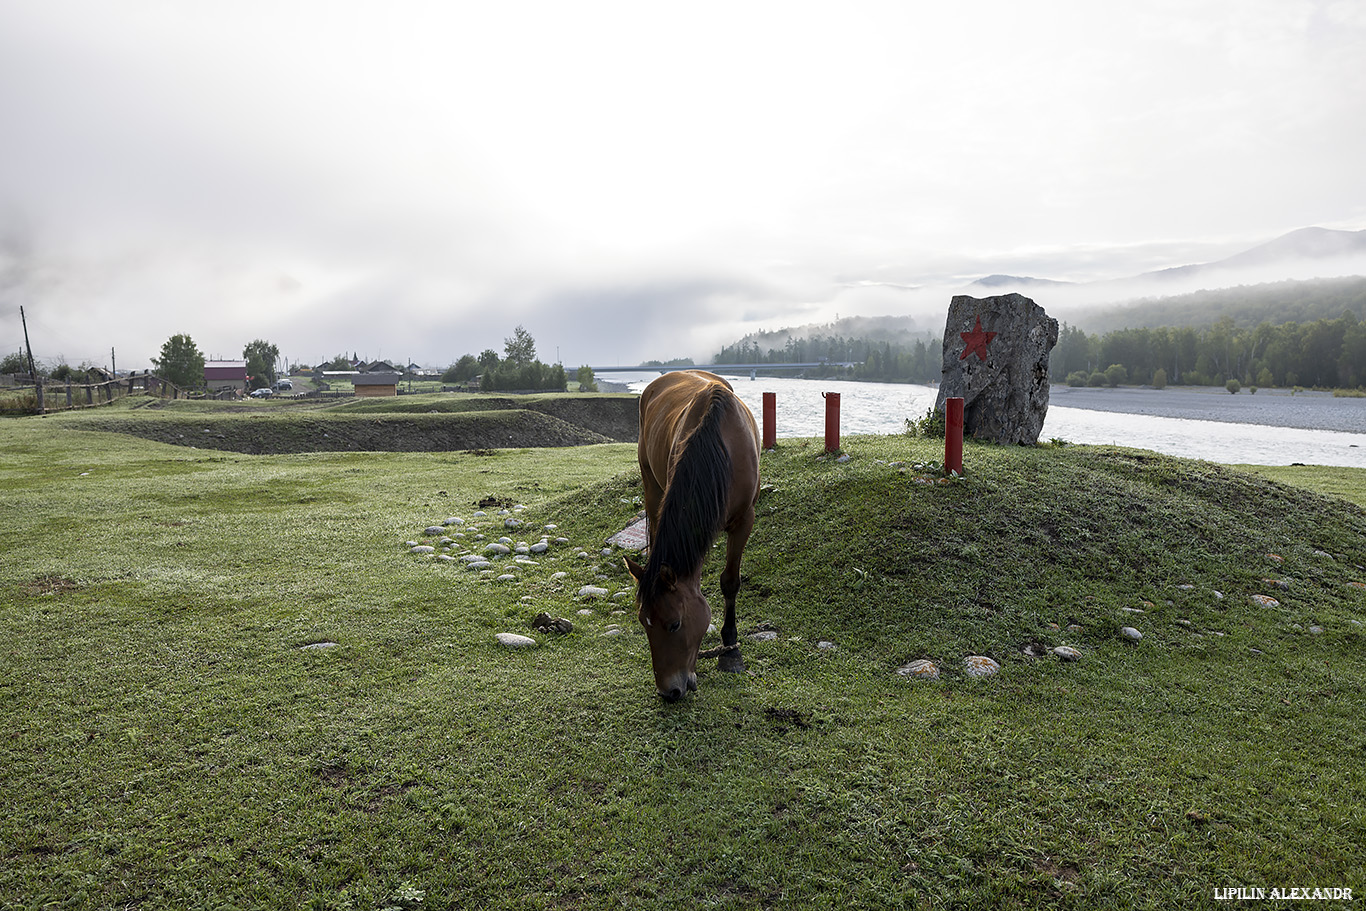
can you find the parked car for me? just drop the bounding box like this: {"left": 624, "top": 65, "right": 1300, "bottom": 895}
{"left": 249, "top": 387, "right": 274, "bottom": 398}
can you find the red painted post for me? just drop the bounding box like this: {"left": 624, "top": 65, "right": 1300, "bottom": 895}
{"left": 762, "top": 392, "right": 776, "bottom": 450}
{"left": 823, "top": 392, "right": 841, "bottom": 453}
{"left": 945, "top": 397, "right": 964, "bottom": 474}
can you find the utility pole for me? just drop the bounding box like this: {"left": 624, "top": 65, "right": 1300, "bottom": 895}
{"left": 20, "top": 305, "right": 37, "bottom": 378}
{"left": 111, "top": 347, "right": 117, "bottom": 377}
{"left": 19, "top": 305, "right": 43, "bottom": 414}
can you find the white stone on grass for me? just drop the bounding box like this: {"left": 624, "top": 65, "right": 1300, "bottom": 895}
{"left": 443, "top": 517, "right": 464, "bottom": 526}
{"left": 964, "top": 655, "right": 1000, "bottom": 678}
{"left": 424, "top": 526, "right": 445, "bottom": 535}
{"left": 1250, "top": 594, "right": 1281, "bottom": 608}
{"left": 496, "top": 633, "right": 537, "bottom": 649}
{"left": 897, "top": 659, "right": 939, "bottom": 680}
{"left": 578, "top": 585, "right": 609, "bottom": 598}
{"left": 1120, "top": 626, "right": 1143, "bottom": 641}
{"left": 1052, "top": 645, "right": 1082, "bottom": 661}
{"left": 465, "top": 560, "right": 492, "bottom": 571}
{"left": 410, "top": 545, "right": 436, "bottom": 555}
{"left": 749, "top": 630, "right": 779, "bottom": 642}
{"left": 485, "top": 543, "right": 511, "bottom": 556}
{"left": 530, "top": 542, "right": 550, "bottom": 554}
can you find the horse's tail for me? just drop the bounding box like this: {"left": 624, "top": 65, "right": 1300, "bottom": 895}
{"left": 646, "top": 386, "right": 733, "bottom": 593}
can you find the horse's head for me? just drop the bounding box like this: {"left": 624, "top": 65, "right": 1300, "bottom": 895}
{"left": 625, "top": 557, "right": 711, "bottom": 702}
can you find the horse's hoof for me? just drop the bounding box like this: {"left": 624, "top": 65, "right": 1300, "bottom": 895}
{"left": 719, "top": 651, "right": 746, "bottom": 674}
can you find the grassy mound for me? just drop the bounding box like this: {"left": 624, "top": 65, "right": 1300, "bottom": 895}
{"left": 2, "top": 415, "right": 1364, "bottom": 909}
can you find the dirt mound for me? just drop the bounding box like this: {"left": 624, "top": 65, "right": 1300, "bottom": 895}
{"left": 77, "top": 408, "right": 629, "bottom": 454}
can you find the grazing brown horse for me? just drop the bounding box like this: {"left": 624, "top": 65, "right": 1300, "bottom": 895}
{"left": 625, "top": 371, "right": 760, "bottom": 702}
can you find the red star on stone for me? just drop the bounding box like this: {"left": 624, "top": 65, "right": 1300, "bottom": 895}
{"left": 959, "top": 315, "right": 997, "bottom": 362}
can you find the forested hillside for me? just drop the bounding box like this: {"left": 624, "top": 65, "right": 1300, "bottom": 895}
{"left": 1073, "top": 276, "right": 1366, "bottom": 334}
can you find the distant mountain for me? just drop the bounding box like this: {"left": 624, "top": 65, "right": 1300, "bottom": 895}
{"left": 964, "top": 227, "right": 1366, "bottom": 294}
{"left": 1141, "top": 227, "right": 1366, "bottom": 282}
{"left": 969, "top": 274, "right": 1075, "bottom": 290}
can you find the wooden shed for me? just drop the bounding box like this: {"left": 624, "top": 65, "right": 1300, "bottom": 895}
{"left": 351, "top": 372, "right": 402, "bottom": 397}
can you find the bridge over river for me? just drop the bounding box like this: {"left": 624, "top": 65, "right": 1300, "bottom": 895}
{"left": 589, "top": 362, "right": 860, "bottom": 377}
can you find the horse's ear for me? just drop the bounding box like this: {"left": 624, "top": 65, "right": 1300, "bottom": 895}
{"left": 624, "top": 557, "right": 644, "bottom": 583}
{"left": 659, "top": 564, "right": 677, "bottom": 591}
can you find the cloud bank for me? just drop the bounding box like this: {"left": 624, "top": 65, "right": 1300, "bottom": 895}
{"left": 2, "top": 0, "right": 1365, "bottom": 370}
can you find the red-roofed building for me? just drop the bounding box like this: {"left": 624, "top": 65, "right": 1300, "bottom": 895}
{"left": 205, "top": 360, "right": 248, "bottom": 394}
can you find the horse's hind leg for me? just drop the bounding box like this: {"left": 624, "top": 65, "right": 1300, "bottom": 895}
{"left": 717, "top": 511, "right": 753, "bottom": 674}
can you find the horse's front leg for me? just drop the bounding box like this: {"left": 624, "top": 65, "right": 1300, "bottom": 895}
{"left": 717, "top": 508, "right": 753, "bottom": 674}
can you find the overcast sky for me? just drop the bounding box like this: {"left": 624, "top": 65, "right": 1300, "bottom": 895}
{"left": 2, "top": 0, "right": 1365, "bottom": 371}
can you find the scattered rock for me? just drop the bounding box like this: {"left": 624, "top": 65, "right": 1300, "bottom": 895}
{"left": 897, "top": 659, "right": 939, "bottom": 680}
{"left": 465, "top": 560, "right": 492, "bottom": 571}
{"left": 1250, "top": 594, "right": 1281, "bottom": 608}
{"left": 817, "top": 640, "right": 838, "bottom": 650}
{"left": 485, "top": 543, "right": 511, "bottom": 556}
{"left": 530, "top": 542, "right": 550, "bottom": 554}
{"left": 1052, "top": 645, "right": 1082, "bottom": 661}
{"left": 410, "top": 545, "right": 435, "bottom": 555}
{"left": 749, "top": 630, "right": 779, "bottom": 642}
{"left": 423, "top": 526, "right": 445, "bottom": 536}
{"left": 578, "top": 585, "right": 609, "bottom": 599}
{"left": 1120, "top": 627, "right": 1143, "bottom": 641}
{"left": 300, "top": 641, "right": 339, "bottom": 650}
{"left": 496, "top": 632, "right": 537, "bottom": 649}
{"left": 964, "top": 655, "right": 1000, "bottom": 678}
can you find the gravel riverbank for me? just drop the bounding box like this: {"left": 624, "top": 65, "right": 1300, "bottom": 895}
{"left": 1049, "top": 385, "right": 1366, "bottom": 434}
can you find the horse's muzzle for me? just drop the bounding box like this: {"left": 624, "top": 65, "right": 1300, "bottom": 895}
{"left": 658, "top": 673, "right": 698, "bottom": 703}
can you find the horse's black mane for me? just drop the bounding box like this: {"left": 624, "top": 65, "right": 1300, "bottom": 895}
{"left": 642, "top": 386, "right": 733, "bottom": 601}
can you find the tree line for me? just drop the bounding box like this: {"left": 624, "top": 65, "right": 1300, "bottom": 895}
{"left": 712, "top": 333, "right": 943, "bottom": 384}
{"left": 1052, "top": 311, "right": 1366, "bottom": 389}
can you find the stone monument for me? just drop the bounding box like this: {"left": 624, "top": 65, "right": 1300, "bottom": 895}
{"left": 935, "top": 293, "right": 1058, "bottom": 445}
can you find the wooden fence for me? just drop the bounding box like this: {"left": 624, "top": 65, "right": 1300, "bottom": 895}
{"left": 0, "top": 374, "right": 192, "bottom": 415}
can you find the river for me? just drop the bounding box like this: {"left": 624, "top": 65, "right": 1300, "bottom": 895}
{"left": 609, "top": 372, "right": 1366, "bottom": 468}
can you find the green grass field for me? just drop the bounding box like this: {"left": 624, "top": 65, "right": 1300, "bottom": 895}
{"left": 3, "top": 402, "right": 1364, "bottom": 909}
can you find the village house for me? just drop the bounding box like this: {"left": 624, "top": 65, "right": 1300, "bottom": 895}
{"left": 204, "top": 360, "right": 248, "bottom": 394}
